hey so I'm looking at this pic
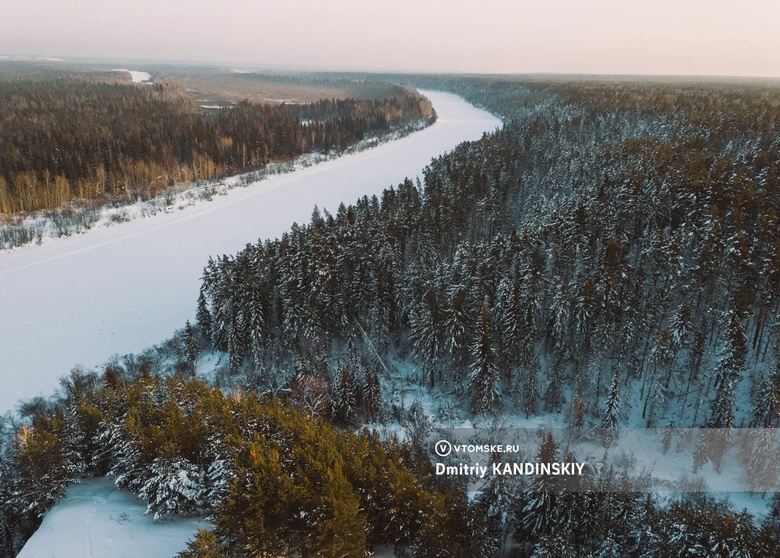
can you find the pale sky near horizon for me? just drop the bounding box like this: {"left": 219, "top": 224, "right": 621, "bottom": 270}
{"left": 2, "top": 0, "right": 779, "bottom": 77}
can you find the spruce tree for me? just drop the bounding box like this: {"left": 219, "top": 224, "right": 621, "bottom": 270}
{"left": 409, "top": 288, "right": 441, "bottom": 388}
{"left": 522, "top": 432, "right": 560, "bottom": 537}
{"left": 445, "top": 285, "right": 474, "bottom": 378}
{"left": 196, "top": 288, "right": 212, "bottom": 342}
{"left": 469, "top": 305, "right": 500, "bottom": 414}
{"left": 708, "top": 309, "right": 747, "bottom": 429}
{"left": 751, "top": 365, "right": 780, "bottom": 428}
{"left": 331, "top": 364, "right": 357, "bottom": 426}
{"left": 184, "top": 320, "right": 200, "bottom": 366}
{"left": 140, "top": 456, "right": 204, "bottom": 521}
{"left": 601, "top": 372, "right": 622, "bottom": 441}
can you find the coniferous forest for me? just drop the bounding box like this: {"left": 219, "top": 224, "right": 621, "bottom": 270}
{"left": 2, "top": 77, "right": 780, "bottom": 556}
{"left": 0, "top": 74, "right": 433, "bottom": 215}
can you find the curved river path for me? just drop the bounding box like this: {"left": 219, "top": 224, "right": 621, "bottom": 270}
{"left": 0, "top": 91, "right": 501, "bottom": 414}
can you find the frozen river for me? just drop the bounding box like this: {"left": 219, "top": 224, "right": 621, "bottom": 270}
{"left": 0, "top": 90, "right": 501, "bottom": 414}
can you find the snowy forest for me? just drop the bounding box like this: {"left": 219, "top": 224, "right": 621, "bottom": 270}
{"left": 198, "top": 78, "right": 780, "bottom": 431}
{"left": 2, "top": 77, "right": 780, "bottom": 556}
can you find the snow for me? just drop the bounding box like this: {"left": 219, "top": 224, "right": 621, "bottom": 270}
{"left": 17, "top": 478, "right": 210, "bottom": 558}
{"left": 0, "top": 91, "right": 501, "bottom": 415}
{"left": 111, "top": 69, "right": 152, "bottom": 83}
{"left": 371, "top": 359, "right": 772, "bottom": 516}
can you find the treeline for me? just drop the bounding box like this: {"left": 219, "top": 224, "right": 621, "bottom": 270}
{"left": 0, "top": 368, "right": 496, "bottom": 557}
{"left": 0, "top": 78, "right": 434, "bottom": 215}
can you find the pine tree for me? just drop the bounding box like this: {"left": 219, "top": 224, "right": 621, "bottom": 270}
{"left": 404, "top": 401, "right": 431, "bottom": 448}
{"left": 445, "top": 285, "right": 474, "bottom": 378}
{"left": 668, "top": 303, "right": 691, "bottom": 351}
{"left": 522, "top": 432, "right": 560, "bottom": 536}
{"left": 549, "top": 280, "right": 571, "bottom": 352}
{"left": 369, "top": 258, "right": 394, "bottom": 354}
{"left": 500, "top": 275, "right": 524, "bottom": 365}
{"left": 751, "top": 365, "right": 780, "bottom": 428}
{"left": 409, "top": 288, "right": 441, "bottom": 388}
{"left": 530, "top": 533, "right": 578, "bottom": 557}
{"left": 522, "top": 359, "right": 539, "bottom": 418}
{"left": 9, "top": 418, "right": 78, "bottom": 520}
{"left": 332, "top": 364, "right": 357, "bottom": 426}
{"left": 303, "top": 463, "right": 368, "bottom": 558}
{"left": 227, "top": 310, "right": 245, "bottom": 375}
{"left": 249, "top": 288, "right": 265, "bottom": 372}
{"left": 218, "top": 440, "right": 295, "bottom": 557}
{"left": 746, "top": 427, "right": 779, "bottom": 492}
{"left": 469, "top": 305, "right": 500, "bottom": 414}
{"left": 601, "top": 372, "right": 622, "bottom": 442}
{"left": 140, "top": 456, "right": 205, "bottom": 521}
{"left": 661, "top": 420, "right": 675, "bottom": 454}
{"left": 643, "top": 328, "right": 675, "bottom": 425}
{"left": 767, "top": 492, "right": 780, "bottom": 532}
{"left": 178, "top": 528, "right": 227, "bottom": 558}
{"left": 361, "top": 365, "right": 381, "bottom": 422}
{"left": 544, "top": 358, "right": 565, "bottom": 413}
{"left": 106, "top": 413, "right": 147, "bottom": 494}
{"left": 475, "top": 463, "right": 517, "bottom": 554}
{"left": 203, "top": 440, "right": 235, "bottom": 512}
{"left": 196, "top": 288, "right": 212, "bottom": 342}
{"left": 694, "top": 309, "right": 747, "bottom": 472}
{"left": 708, "top": 309, "right": 747, "bottom": 429}
{"left": 184, "top": 320, "right": 200, "bottom": 366}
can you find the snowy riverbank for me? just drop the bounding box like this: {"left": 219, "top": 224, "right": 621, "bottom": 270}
{"left": 0, "top": 91, "right": 501, "bottom": 414}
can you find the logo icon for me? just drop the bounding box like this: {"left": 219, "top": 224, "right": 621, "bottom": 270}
{"left": 435, "top": 440, "right": 452, "bottom": 457}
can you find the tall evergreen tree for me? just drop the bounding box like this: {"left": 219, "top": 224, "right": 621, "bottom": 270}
{"left": 332, "top": 364, "right": 357, "bottom": 426}
{"left": 522, "top": 432, "right": 560, "bottom": 537}
{"left": 196, "top": 288, "right": 212, "bottom": 342}
{"left": 601, "top": 372, "right": 622, "bottom": 441}
{"left": 409, "top": 288, "right": 442, "bottom": 388}
{"left": 708, "top": 309, "right": 747, "bottom": 429}
{"left": 184, "top": 320, "right": 200, "bottom": 366}
{"left": 469, "top": 305, "right": 500, "bottom": 414}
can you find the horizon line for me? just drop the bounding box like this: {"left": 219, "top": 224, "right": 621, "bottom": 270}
{"left": 2, "top": 54, "right": 780, "bottom": 82}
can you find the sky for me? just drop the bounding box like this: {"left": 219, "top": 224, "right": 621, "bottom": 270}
{"left": 2, "top": 0, "right": 779, "bottom": 77}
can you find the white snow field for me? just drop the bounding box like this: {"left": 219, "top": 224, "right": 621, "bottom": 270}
{"left": 17, "top": 478, "right": 210, "bottom": 558}
{"left": 111, "top": 69, "right": 152, "bottom": 83}
{"left": 0, "top": 91, "right": 501, "bottom": 415}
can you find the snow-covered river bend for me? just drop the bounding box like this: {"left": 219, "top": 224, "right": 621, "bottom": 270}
{"left": 0, "top": 91, "right": 501, "bottom": 414}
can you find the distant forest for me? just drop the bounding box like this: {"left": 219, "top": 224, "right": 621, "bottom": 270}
{"left": 2, "top": 77, "right": 780, "bottom": 556}
{"left": 0, "top": 76, "right": 433, "bottom": 215}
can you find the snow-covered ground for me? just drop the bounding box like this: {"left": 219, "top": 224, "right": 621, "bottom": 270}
{"left": 0, "top": 91, "right": 501, "bottom": 415}
{"left": 371, "top": 360, "right": 773, "bottom": 517}
{"left": 18, "top": 478, "right": 210, "bottom": 558}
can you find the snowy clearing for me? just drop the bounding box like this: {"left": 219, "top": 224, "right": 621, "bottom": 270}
{"left": 373, "top": 360, "right": 772, "bottom": 517}
{"left": 0, "top": 91, "right": 501, "bottom": 414}
{"left": 17, "top": 478, "right": 210, "bottom": 558}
